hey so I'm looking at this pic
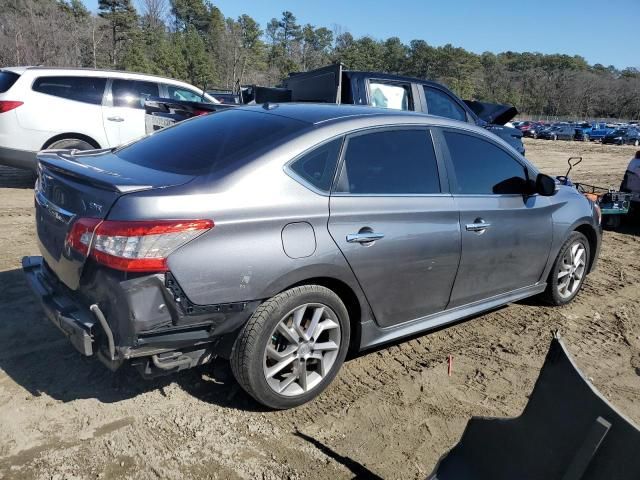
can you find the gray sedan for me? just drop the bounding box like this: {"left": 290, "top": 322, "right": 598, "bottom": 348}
{"left": 23, "top": 104, "right": 601, "bottom": 409}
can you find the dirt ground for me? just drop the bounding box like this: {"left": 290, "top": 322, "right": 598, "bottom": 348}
{"left": 0, "top": 138, "right": 639, "bottom": 480}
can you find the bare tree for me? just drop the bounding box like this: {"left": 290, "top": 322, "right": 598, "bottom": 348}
{"left": 139, "top": 0, "right": 167, "bottom": 29}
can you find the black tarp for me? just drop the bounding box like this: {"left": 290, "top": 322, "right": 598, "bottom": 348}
{"left": 429, "top": 335, "right": 640, "bottom": 480}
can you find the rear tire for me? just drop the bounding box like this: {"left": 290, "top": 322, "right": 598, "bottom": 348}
{"left": 540, "top": 231, "right": 590, "bottom": 306}
{"left": 46, "top": 138, "right": 96, "bottom": 151}
{"left": 230, "top": 285, "right": 350, "bottom": 409}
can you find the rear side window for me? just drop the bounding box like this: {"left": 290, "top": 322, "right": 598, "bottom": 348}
{"left": 112, "top": 79, "right": 159, "bottom": 109}
{"left": 0, "top": 71, "right": 20, "bottom": 93}
{"left": 368, "top": 82, "right": 413, "bottom": 111}
{"left": 335, "top": 129, "right": 440, "bottom": 194}
{"left": 166, "top": 85, "right": 207, "bottom": 103}
{"left": 116, "top": 109, "right": 307, "bottom": 175}
{"left": 289, "top": 138, "right": 343, "bottom": 192}
{"left": 444, "top": 131, "right": 527, "bottom": 195}
{"left": 32, "top": 76, "right": 107, "bottom": 104}
{"left": 424, "top": 87, "right": 467, "bottom": 122}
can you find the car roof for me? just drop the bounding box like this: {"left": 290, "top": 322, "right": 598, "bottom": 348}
{"left": 1, "top": 66, "right": 198, "bottom": 85}
{"left": 236, "top": 103, "right": 439, "bottom": 125}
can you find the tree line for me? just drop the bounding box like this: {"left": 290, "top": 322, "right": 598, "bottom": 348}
{"left": 1, "top": 0, "right": 639, "bottom": 120}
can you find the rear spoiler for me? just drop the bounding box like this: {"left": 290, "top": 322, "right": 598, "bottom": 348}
{"left": 463, "top": 100, "right": 518, "bottom": 125}
{"left": 37, "top": 150, "right": 167, "bottom": 194}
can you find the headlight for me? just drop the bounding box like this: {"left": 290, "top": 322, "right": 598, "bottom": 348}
{"left": 594, "top": 203, "right": 602, "bottom": 225}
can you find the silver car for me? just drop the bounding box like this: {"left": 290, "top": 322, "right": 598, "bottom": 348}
{"left": 23, "top": 104, "right": 602, "bottom": 409}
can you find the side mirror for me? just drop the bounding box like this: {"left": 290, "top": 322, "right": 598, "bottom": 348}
{"left": 536, "top": 173, "right": 557, "bottom": 196}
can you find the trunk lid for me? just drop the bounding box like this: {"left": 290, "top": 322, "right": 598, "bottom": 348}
{"left": 463, "top": 100, "right": 518, "bottom": 125}
{"left": 35, "top": 149, "right": 195, "bottom": 289}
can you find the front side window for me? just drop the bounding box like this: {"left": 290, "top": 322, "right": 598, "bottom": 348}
{"left": 289, "top": 138, "right": 343, "bottom": 192}
{"left": 424, "top": 87, "right": 467, "bottom": 122}
{"left": 368, "top": 82, "right": 412, "bottom": 111}
{"left": 32, "top": 76, "right": 107, "bottom": 105}
{"left": 166, "top": 85, "right": 208, "bottom": 103}
{"left": 444, "top": 131, "right": 527, "bottom": 195}
{"left": 335, "top": 129, "right": 440, "bottom": 194}
{"left": 112, "top": 79, "right": 159, "bottom": 109}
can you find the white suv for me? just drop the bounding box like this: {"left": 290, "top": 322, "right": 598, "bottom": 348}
{"left": 0, "top": 67, "right": 219, "bottom": 170}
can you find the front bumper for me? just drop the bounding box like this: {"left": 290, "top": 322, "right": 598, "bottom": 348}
{"left": 22, "top": 256, "right": 96, "bottom": 355}
{"left": 0, "top": 146, "right": 37, "bottom": 170}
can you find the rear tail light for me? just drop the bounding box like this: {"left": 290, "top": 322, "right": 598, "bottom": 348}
{"left": 65, "top": 219, "right": 213, "bottom": 272}
{"left": 0, "top": 100, "right": 23, "bottom": 113}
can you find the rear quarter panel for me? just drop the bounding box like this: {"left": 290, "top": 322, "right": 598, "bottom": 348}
{"left": 106, "top": 133, "right": 365, "bottom": 307}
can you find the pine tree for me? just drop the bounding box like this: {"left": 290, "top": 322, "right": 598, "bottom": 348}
{"left": 98, "top": 0, "right": 139, "bottom": 67}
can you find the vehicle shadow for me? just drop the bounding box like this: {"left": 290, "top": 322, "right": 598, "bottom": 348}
{"left": 0, "top": 166, "right": 34, "bottom": 189}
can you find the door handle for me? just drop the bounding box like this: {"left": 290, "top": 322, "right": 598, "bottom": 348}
{"left": 465, "top": 221, "right": 491, "bottom": 232}
{"left": 346, "top": 232, "right": 385, "bottom": 243}
{"left": 107, "top": 116, "right": 124, "bottom": 122}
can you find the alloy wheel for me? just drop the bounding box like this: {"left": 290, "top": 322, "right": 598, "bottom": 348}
{"left": 263, "top": 303, "right": 341, "bottom": 397}
{"left": 557, "top": 242, "right": 587, "bottom": 299}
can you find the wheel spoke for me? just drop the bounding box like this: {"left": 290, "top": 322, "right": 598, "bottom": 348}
{"left": 574, "top": 248, "right": 584, "bottom": 267}
{"left": 297, "top": 358, "right": 308, "bottom": 392}
{"left": 265, "top": 354, "right": 295, "bottom": 378}
{"left": 278, "top": 372, "right": 298, "bottom": 393}
{"left": 276, "top": 323, "right": 300, "bottom": 346}
{"left": 313, "top": 341, "right": 339, "bottom": 352}
{"left": 266, "top": 345, "right": 297, "bottom": 361}
{"left": 292, "top": 305, "right": 307, "bottom": 339}
{"left": 312, "top": 318, "right": 339, "bottom": 339}
{"left": 305, "top": 306, "right": 324, "bottom": 341}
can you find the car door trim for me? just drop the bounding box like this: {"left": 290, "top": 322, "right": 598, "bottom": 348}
{"left": 359, "top": 282, "right": 546, "bottom": 350}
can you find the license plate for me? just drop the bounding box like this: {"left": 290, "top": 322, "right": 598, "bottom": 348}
{"left": 145, "top": 115, "right": 175, "bottom": 133}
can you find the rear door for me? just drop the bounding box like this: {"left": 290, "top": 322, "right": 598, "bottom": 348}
{"left": 103, "top": 79, "right": 160, "bottom": 146}
{"left": 328, "top": 127, "right": 460, "bottom": 328}
{"left": 439, "top": 129, "right": 554, "bottom": 307}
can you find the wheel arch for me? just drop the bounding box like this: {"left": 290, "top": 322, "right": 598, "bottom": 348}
{"left": 573, "top": 222, "right": 598, "bottom": 274}
{"left": 41, "top": 133, "right": 101, "bottom": 150}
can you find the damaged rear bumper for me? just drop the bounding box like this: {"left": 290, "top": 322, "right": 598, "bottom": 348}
{"left": 22, "top": 256, "right": 259, "bottom": 375}
{"left": 23, "top": 255, "right": 96, "bottom": 356}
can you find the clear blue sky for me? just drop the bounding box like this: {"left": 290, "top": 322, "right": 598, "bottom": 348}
{"left": 82, "top": 0, "right": 639, "bottom": 69}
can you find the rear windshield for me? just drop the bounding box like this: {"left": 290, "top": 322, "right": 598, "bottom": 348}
{"left": 116, "top": 109, "right": 308, "bottom": 175}
{"left": 0, "top": 71, "right": 20, "bottom": 93}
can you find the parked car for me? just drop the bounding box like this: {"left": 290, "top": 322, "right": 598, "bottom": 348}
{"left": 23, "top": 104, "right": 601, "bottom": 409}
{"left": 523, "top": 122, "right": 546, "bottom": 138}
{"left": 0, "top": 67, "right": 219, "bottom": 170}
{"left": 145, "top": 64, "right": 525, "bottom": 155}
{"left": 620, "top": 151, "right": 640, "bottom": 206}
{"left": 602, "top": 128, "right": 640, "bottom": 146}
{"left": 538, "top": 125, "right": 581, "bottom": 141}
{"left": 587, "top": 122, "right": 615, "bottom": 141}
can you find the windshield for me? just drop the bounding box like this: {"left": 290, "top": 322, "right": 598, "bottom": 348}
{"left": 116, "top": 109, "right": 307, "bottom": 175}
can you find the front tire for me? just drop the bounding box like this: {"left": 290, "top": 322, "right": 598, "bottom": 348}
{"left": 540, "top": 231, "right": 590, "bottom": 306}
{"left": 230, "top": 285, "right": 350, "bottom": 409}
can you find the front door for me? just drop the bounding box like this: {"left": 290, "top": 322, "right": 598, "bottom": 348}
{"left": 440, "top": 129, "right": 554, "bottom": 307}
{"left": 102, "top": 79, "right": 159, "bottom": 147}
{"left": 328, "top": 128, "right": 461, "bottom": 328}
